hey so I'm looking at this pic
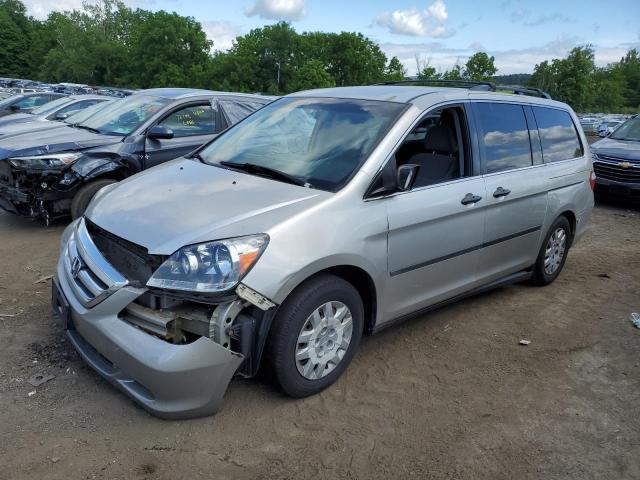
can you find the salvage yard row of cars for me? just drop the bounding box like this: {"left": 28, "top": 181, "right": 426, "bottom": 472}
{"left": 0, "top": 78, "right": 637, "bottom": 419}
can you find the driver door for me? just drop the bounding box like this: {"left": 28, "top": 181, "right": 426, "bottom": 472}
{"left": 144, "top": 101, "right": 217, "bottom": 169}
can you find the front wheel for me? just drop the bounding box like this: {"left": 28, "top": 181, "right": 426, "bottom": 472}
{"left": 70, "top": 179, "right": 117, "bottom": 220}
{"left": 267, "top": 274, "right": 364, "bottom": 398}
{"left": 532, "top": 216, "right": 571, "bottom": 286}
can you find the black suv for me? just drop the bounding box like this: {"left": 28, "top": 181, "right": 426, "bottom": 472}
{"left": 0, "top": 88, "right": 272, "bottom": 222}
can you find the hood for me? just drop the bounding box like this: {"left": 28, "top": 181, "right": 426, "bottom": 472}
{"left": 590, "top": 137, "right": 640, "bottom": 162}
{"left": 0, "top": 125, "right": 121, "bottom": 160}
{"left": 0, "top": 113, "right": 33, "bottom": 128}
{"left": 86, "top": 158, "right": 331, "bottom": 254}
{"left": 0, "top": 119, "right": 63, "bottom": 138}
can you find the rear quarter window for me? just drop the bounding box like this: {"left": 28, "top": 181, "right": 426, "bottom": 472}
{"left": 532, "top": 107, "right": 583, "bottom": 163}
{"left": 475, "top": 102, "right": 533, "bottom": 174}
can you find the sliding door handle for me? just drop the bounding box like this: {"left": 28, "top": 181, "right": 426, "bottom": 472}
{"left": 461, "top": 193, "right": 482, "bottom": 205}
{"left": 493, "top": 187, "right": 511, "bottom": 198}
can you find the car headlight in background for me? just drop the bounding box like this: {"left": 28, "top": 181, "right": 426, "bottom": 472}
{"left": 147, "top": 234, "right": 269, "bottom": 293}
{"left": 8, "top": 152, "right": 83, "bottom": 169}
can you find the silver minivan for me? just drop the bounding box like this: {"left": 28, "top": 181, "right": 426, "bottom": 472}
{"left": 52, "top": 84, "right": 595, "bottom": 418}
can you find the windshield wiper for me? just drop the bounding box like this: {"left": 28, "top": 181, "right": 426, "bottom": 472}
{"left": 220, "top": 161, "right": 309, "bottom": 187}
{"left": 74, "top": 124, "right": 101, "bottom": 134}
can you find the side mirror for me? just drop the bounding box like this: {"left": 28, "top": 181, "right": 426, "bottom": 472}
{"left": 147, "top": 125, "right": 174, "bottom": 140}
{"left": 598, "top": 130, "right": 607, "bottom": 138}
{"left": 396, "top": 164, "right": 420, "bottom": 191}
{"left": 9, "top": 105, "right": 20, "bottom": 111}
{"left": 55, "top": 112, "right": 70, "bottom": 120}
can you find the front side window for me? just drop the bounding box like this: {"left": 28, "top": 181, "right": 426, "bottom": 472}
{"left": 200, "top": 97, "right": 405, "bottom": 192}
{"left": 157, "top": 104, "right": 215, "bottom": 137}
{"left": 476, "top": 102, "right": 532, "bottom": 174}
{"left": 393, "top": 106, "right": 470, "bottom": 188}
{"left": 532, "top": 107, "right": 583, "bottom": 162}
{"left": 78, "top": 95, "right": 170, "bottom": 136}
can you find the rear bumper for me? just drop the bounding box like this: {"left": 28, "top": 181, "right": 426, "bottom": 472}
{"left": 53, "top": 251, "right": 244, "bottom": 419}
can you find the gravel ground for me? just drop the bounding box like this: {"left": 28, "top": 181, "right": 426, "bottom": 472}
{"left": 0, "top": 200, "right": 638, "bottom": 480}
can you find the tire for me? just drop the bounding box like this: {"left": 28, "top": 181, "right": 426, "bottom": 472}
{"left": 531, "top": 216, "right": 572, "bottom": 286}
{"left": 70, "top": 179, "right": 117, "bottom": 220}
{"left": 266, "top": 274, "right": 364, "bottom": 398}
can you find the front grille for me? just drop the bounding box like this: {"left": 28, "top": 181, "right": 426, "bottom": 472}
{"left": 85, "top": 220, "right": 163, "bottom": 287}
{"left": 63, "top": 219, "right": 128, "bottom": 308}
{"left": 594, "top": 158, "right": 640, "bottom": 183}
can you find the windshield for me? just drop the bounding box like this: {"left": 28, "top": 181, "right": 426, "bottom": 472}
{"left": 610, "top": 117, "right": 640, "bottom": 142}
{"left": 77, "top": 95, "right": 170, "bottom": 136}
{"left": 64, "top": 100, "right": 112, "bottom": 124}
{"left": 199, "top": 97, "right": 405, "bottom": 191}
{"left": 30, "top": 96, "right": 71, "bottom": 115}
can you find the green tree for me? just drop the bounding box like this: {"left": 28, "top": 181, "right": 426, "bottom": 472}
{"left": 464, "top": 52, "right": 497, "bottom": 81}
{"left": 0, "top": 0, "right": 33, "bottom": 77}
{"left": 442, "top": 64, "right": 464, "bottom": 80}
{"left": 618, "top": 49, "right": 640, "bottom": 108}
{"left": 384, "top": 56, "right": 406, "bottom": 81}
{"left": 290, "top": 59, "right": 335, "bottom": 92}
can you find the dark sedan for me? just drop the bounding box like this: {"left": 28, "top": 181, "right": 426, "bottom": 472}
{"left": 0, "top": 88, "right": 273, "bottom": 223}
{"left": 591, "top": 115, "right": 640, "bottom": 201}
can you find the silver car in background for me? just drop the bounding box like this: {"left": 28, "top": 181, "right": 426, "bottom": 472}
{"left": 53, "top": 84, "right": 595, "bottom": 418}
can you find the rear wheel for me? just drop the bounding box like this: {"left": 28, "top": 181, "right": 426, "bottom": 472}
{"left": 532, "top": 216, "right": 571, "bottom": 285}
{"left": 70, "top": 179, "right": 116, "bottom": 219}
{"left": 267, "top": 274, "right": 364, "bottom": 398}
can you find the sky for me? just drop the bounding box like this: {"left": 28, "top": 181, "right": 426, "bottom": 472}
{"left": 22, "top": 0, "right": 640, "bottom": 75}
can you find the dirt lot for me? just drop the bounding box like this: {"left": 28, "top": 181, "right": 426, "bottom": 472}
{"left": 0, "top": 201, "right": 639, "bottom": 480}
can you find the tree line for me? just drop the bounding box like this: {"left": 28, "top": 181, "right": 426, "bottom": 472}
{"left": 0, "top": 0, "right": 638, "bottom": 113}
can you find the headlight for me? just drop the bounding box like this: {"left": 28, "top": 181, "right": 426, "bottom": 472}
{"left": 8, "top": 152, "right": 83, "bottom": 169}
{"left": 147, "top": 234, "right": 269, "bottom": 293}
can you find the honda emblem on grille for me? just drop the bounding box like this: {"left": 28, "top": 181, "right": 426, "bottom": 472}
{"left": 71, "top": 257, "right": 82, "bottom": 278}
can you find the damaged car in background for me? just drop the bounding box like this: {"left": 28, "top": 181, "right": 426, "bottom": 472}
{"left": 0, "top": 88, "right": 273, "bottom": 223}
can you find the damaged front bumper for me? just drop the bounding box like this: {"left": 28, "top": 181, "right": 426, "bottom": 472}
{"left": 0, "top": 162, "right": 78, "bottom": 220}
{"left": 52, "top": 220, "right": 250, "bottom": 419}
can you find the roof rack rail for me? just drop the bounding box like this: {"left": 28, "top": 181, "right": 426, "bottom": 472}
{"left": 376, "top": 79, "right": 494, "bottom": 91}
{"left": 374, "top": 79, "right": 552, "bottom": 99}
{"left": 494, "top": 85, "right": 551, "bottom": 99}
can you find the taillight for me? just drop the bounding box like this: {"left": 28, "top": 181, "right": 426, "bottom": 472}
{"left": 589, "top": 170, "right": 596, "bottom": 190}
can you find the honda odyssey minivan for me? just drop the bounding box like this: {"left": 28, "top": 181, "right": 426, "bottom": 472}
{"left": 53, "top": 83, "right": 595, "bottom": 418}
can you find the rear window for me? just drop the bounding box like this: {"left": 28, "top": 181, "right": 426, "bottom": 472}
{"left": 532, "top": 107, "right": 583, "bottom": 163}
{"left": 475, "top": 102, "right": 532, "bottom": 174}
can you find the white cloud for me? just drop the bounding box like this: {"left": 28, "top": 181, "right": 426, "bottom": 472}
{"left": 23, "top": 0, "right": 153, "bottom": 19}
{"left": 202, "top": 21, "right": 242, "bottom": 52}
{"left": 375, "top": 0, "right": 451, "bottom": 38}
{"left": 245, "top": 0, "right": 306, "bottom": 21}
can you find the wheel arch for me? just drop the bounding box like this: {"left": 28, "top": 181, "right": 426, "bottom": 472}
{"left": 558, "top": 209, "right": 577, "bottom": 246}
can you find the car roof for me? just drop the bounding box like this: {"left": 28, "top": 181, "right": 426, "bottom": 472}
{"left": 289, "top": 85, "right": 568, "bottom": 109}
{"left": 139, "top": 88, "right": 273, "bottom": 101}
{"left": 68, "top": 94, "right": 109, "bottom": 101}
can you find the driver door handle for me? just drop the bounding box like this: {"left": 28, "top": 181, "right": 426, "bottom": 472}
{"left": 493, "top": 186, "right": 511, "bottom": 198}
{"left": 461, "top": 193, "right": 483, "bottom": 205}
